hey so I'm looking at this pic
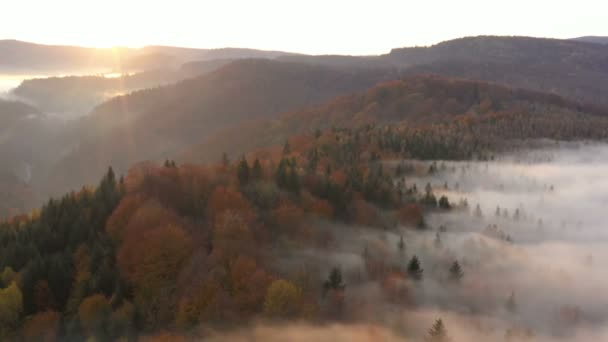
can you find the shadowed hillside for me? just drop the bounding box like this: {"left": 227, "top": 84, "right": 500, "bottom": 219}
{"left": 45, "top": 59, "right": 398, "bottom": 196}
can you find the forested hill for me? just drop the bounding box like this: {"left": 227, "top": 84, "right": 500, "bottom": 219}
{"left": 3, "top": 75, "right": 608, "bottom": 340}
{"left": 45, "top": 59, "right": 398, "bottom": 198}
{"left": 183, "top": 75, "right": 608, "bottom": 163}
{"left": 281, "top": 36, "right": 608, "bottom": 107}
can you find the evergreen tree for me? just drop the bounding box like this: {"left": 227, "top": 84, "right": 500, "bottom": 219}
{"left": 237, "top": 157, "right": 250, "bottom": 186}
{"left": 251, "top": 158, "right": 263, "bottom": 180}
{"left": 426, "top": 319, "right": 451, "bottom": 342}
{"left": 438, "top": 196, "right": 451, "bottom": 209}
{"left": 221, "top": 152, "right": 230, "bottom": 168}
{"left": 506, "top": 291, "right": 517, "bottom": 313}
{"left": 397, "top": 235, "right": 405, "bottom": 254}
{"left": 323, "top": 267, "right": 346, "bottom": 293}
{"left": 407, "top": 255, "right": 423, "bottom": 281}
{"left": 434, "top": 233, "right": 442, "bottom": 249}
{"left": 474, "top": 204, "right": 483, "bottom": 218}
{"left": 283, "top": 140, "right": 291, "bottom": 155}
{"left": 449, "top": 261, "right": 464, "bottom": 282}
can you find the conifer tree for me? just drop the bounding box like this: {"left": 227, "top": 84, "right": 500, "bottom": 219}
{"left": 323, "top": 267, "right": 346, "bottom": 293}
{"left": 449, "top": 261, "right": 464, "bottom": 282}
{"left": 426, "top": 319, "right": 451, "bottom": 342}
{"left": 237, "top": 157, "right": 250, "bottom": 186}
{"left": 251, "top": 158, "right": 263, "bottom": 180}
{"left": 407, "top": 255, "right": 423, "bottom": 281}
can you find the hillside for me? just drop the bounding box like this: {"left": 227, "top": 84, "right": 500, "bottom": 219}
{"left": 572, "top": 36, "right": 608, "bottom": 45}
{"left": 283, "top": 36, "right": 608, "bottom": 107}
{"left": 4, "top": 75, "right": 608, "bottom": 339}
{"left": 183, "top": 75, "right": 608, "bottom": 162}
{"left": 0, "top": 40, "right": 295, "bottom": 74}
{"left": 44, "top": 59, "right": 398, "bottom": 196}
{"left": 11, "top": 59, "right": 234, "bottom": 115}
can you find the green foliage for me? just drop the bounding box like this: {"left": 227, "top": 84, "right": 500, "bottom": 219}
{"left": 0, "top": 281, "right": 23, "bottom": 338}
{"left": 263, "top": 280, "right": 302, "bottom": 318}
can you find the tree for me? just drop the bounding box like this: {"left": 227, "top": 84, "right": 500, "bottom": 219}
{"left": 263, "top": 280, "right": 302, "bottom": 318}
{"left": 251, "top": 159, "right": 263, "bottom": 180}
{"left": 426, "top": 318, "right": 451, "bottom": 342}
{"left": 0, "top": 282, "right": 23, "bottom": 338}
{"left": 397, "top": 235, "right": 405, "bottom": 254}
{"left": 506, "top": 291, "right": 517, "bottom": 313}
{"left": 438, "top": 196, "right": 451, "bottom": 209}
{"left": 407, "top": 256, "right": 423, "bottom": 281}
{"left": 449, "top": 261, "right": 464, "bottom": 282}
{"left": 283, "top": 140, "right": 291, "bottom": 155}
{"left": 21, "top": 310, "right": 60, "bottom": 342}
{"left": 434, "top": 233, "right": 442, "bottom": 249}
{"left": 221, "top": 152, "right": 230, "bottom": 168}
{"left": 474, "top": 204, "right": 483, "bottom": 218}
{"left": 78, "top": 294, "right": 110, "bottom": 337}
{"left": 237, "top": 157, "right": 250, "bottom": 186}
{"left": 323, "top": 267, "right": 346, "bottom": 293}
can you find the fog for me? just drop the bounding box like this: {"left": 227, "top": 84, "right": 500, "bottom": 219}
{"left": 203, "top": 142, "right": 608, "bottom": 341}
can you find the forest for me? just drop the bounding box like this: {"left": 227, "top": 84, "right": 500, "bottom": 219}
{"left": 3, "top": 34, "right": 608, "bottom": 341}
{"left": 2, "top": 95, "right": 608, "bottom": 339}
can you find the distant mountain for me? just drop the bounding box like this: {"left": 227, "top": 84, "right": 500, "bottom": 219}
{"left": 390, "top": 36, "right": 608, "bottom": 106}
{"left": 45, "top": 59, "right": 398, "bottom": 195}
{"left": 0, "top": 39, "right": 296, "bottom": 74}
{"left": 12, "top": 59, "right": 235, "bottom": 116}
{"left": 571, "top": 36, "right": 608, "bottom": 45}
{"left": 283, "top": 36, "right": 608, "bottom": 107}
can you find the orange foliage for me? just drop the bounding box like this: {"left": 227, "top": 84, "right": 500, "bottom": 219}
{"left": 21, "top": 310, "right": 60, "bottom": 342}
{"left": 118, "top": 224, "right": 193, "bottom": 290}
{"left": 105, "top": 194, "right": 146, "bottom": 242}
{"left": 398, "top": 203, "right": 424, "bottom": 226}
{"left": 207, "top": 186, "right": 255, "bottom": 224}
{"left": 352, "top": 199, "right": 379, "bottom": 226}
{"left": 308, "top": 199, "right": 334, "bottom": 219}
{"left": 330, "top": 170, "right": 347, "bottom": 187}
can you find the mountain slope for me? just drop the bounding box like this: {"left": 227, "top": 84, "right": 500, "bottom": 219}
{"left": 571, "top": 36, "right": 608, "bottom": 45}
{"left": 46, "top": 59, "right": 398, "bottom": 195}
{"left": 0, "top": 40, "right": 296, "bottom": 74}
{"left": 284, "top": 36, "right": 608, "bottom": 107}
{"left": 182, "top": 75, "right": 608, "bottom": 162}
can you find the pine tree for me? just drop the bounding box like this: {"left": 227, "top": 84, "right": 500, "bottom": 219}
{"left": 251, "top": 158, "right": 263, "bottom": 180}
{"left": 397, "top": 235, "right": 405, "bottom": 254}
{"left": 407, "top": 255, "right": 423, "bottom": 281}
{"left": 283, "top": 140, "right": 291, "bottom": 155}
{"left": 237, "top": 157, "right": 250, "bottom": 186}
{"left": 449, "top": 261, "right": 464, "bottom": 282}
{"left": 221, "top": 152, "right": 230, "bottom": 168}
{"left": 323, "top": 267, "right": 345, "bottom": 293}
{"left": 506, "top": 291, "right": 517, "bottom": 313}
{"left": 474, "top": 204, "right": 483, "bottom": 218}
{"left": 434, "top": 233, "right": 442, "bottom": 249}
{"left": 438, "top": 196, "right": 451, "bottom": 209}
{"left": 426, "top": 319, "right": 451, "bottom": 342}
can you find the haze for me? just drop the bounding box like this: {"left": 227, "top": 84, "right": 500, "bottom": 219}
{"left": 1, "top": 0, "right": 607, "bottom": 54}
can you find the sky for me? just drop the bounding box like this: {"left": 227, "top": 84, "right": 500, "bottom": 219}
{"left": 2, "top": 0, "right": 607, "bottom": 55}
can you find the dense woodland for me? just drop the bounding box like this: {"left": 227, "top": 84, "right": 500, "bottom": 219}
{"left": 188, "top": 75, "right": 608, "bottom": 162}
{"left": 2, "top": 36, "right": 608, "bottom": 341}
{"left": 2, "top": 83, "right": 608, "bottom": 338}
